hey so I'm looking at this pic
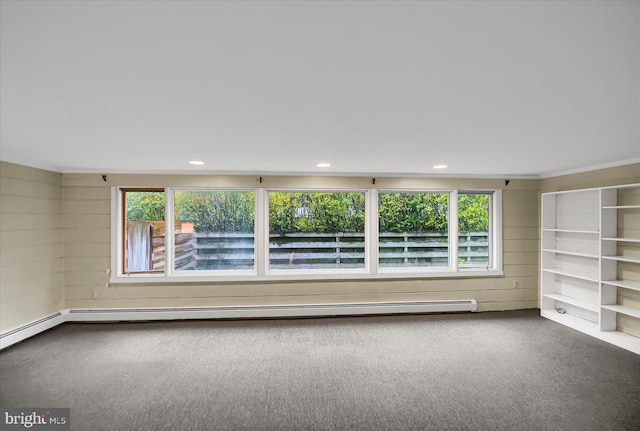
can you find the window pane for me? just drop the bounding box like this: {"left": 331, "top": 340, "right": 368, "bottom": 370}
{"left": 124, "top": 190, "right": 165, "bottom": 274}
{"left": 458, "top": 193, "right": 490, "bottom": 266}
{"left": 269, "top": 192, "right": 366, "bottom": 270}
{"left": 174, "top": 191, "right": 255, "bottom": 271}
{"left": 378, "top": 192, "right": 449, "bottom": 268}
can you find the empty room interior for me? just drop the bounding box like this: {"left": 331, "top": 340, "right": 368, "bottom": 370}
{"left": 1, "top": 1, "right": 640, "bottom": 430}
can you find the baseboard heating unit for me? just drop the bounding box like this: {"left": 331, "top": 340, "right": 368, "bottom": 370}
{"left": 0, "top": 312, "right": 66, "bottom": 350}
{"left": 1, "top": 300, "right": 477, "bottom": 350}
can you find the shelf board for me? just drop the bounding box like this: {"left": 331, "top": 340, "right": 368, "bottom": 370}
{"left": 542, "top": 268, "right": 599, "bottom": 283}
{"left": 601, "top": 280, "right": 640, "bottom": 292}
{"left": 601, "top": 304, "right": 640, "bottom": 319}
{"left": 542, "top": 249, "right": 599, "bottom": 259}
{"left": 601, "top": 183, "right": 640, "bottom": 191}
{"left": 543, "top": 228, "right": 599, "bottom": 234}
{"left": 540, "top": 310, "right": 640, "bottom": 355}
{"left": 602, "top": 255, "right": 640, "bottom": 264}
{"left": 542, "top": 293, "right": 599, "bottom": 313}
{"left": 540, "top": 309, "right": 598, "bottom": 330}
{"left": 602, "top": 237, "right": 640, "bottom": 243}
{"left": 602, "top": 205, "right": 640, "bottom": 209}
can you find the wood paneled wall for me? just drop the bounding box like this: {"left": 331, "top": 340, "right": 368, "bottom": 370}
{"left": 62, "top": 173, "right": 540, "bottom": 312}
{"left": 3, "top": 160, "right": 637, "bottom": 336}
{"left": 0, "top": 162, "right": 64, "bottom": 331}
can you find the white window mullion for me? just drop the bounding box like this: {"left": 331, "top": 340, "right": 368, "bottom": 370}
{"left": 165, "top": 188, "right": 175, "bottom": 277}
{"left": 492, "top": 189, "right": 502, "bottom": 271}
{"left": 256, "top": 188, "right": 266, "bottom": 276}
{"left": 368, "top": 189, "right": 379, "bottom": 275}
{"left": 262, "top": 188, "right": 272, "bottom": 275}
{"left": 450, "top": 191, "right": 459, "bottom": 271}
{"left": 112, "top": 187, "right": 122, "bottom": 278}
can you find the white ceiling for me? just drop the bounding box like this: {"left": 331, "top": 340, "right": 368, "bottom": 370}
{"left": 1, "top": 0, "right": 639, "bottom": 178}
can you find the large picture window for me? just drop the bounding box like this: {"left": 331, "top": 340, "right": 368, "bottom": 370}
{"left": 378, "top": 192, "right": 449, "bottom": 268}
{"left": 268, "top": 191, "right": 366, "bottom": 270}
{"left": 113, "top": 186, "right": 501, "bottom": 281}
{"left": 174, "top": 191, "right": 255, "bottom": 271}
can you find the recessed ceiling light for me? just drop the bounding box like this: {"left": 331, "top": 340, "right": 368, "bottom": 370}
{"left": 433, "top": 164, "right": 448, "bottom": 169}
{"left": 317, "top": 163, "right": 331, "bottom": 168}
{"left": 189, "top": 160, "right": 205, "bottom": 165}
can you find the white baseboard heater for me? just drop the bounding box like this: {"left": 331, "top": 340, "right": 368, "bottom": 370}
{"left": 1, "top": 300, "right": 477, "bottom": 350}
{"left": 0, "top": 312, "right": 66, "bottom": 350}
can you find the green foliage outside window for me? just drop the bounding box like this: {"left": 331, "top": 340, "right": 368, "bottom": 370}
{"left": 125, "top": 192, "right": 165, "bottom": 221}
{"left": 125, "top": 190, "right": 489, "bottom": 234}
{"left": 458, "top": 193, "right": 489, "bottom": 232}
{"left": 378, "top": 193, "right": 448, "bottom": 232}
{"left": 269, "top": 192, "right": 365, "bottom": 234}
{"left": 175, "top": 191, "right": 255, "bottom": 232}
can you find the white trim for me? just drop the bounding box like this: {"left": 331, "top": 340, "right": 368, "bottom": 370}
{"left": 255, "top": 188, "right": 266, "bottom": 276}
{"left": 0, "top": 301, "right": 477, "bottom": 350}
{"left": 493, "top": 190, "right": 503, "bottom": 270}
{"left": 541, "top": 310, "right": 640, "bottom": 355}
{"left": 166, "top": 188, "right": 175, "bottom": 276}
{"left": 450, "top": 190, "right": 459, "bottom": 270}
{"left": 539, "top": 158, "right": 640, "bottom": 179}
{"left": 110, "top": 269, "right": 503, "bottom": 284}
{"left": 363, "top": 189, "right": 372, "bottom": 274}
{"left": 601, "top": 182, "right": 640, "bottom": 191}
{"left": 110, "top": 187, "right": 120, "bottom": 278}
{"left": 368, "top": 189, "right": 379, "bottom": 275}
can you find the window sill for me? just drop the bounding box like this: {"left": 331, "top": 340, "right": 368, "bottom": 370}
{"left": 109, "top": 269, "right": 504, "bottom": 285}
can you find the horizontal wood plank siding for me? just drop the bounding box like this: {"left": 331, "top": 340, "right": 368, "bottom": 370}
{"left": 5, "top": 161, "right": 639, "bottom": 338}
{"left": 0, "top": 162, "right": 63, "bottom": 332}
{"left": 62, "top": 174, "right": 539, "bottom": 312}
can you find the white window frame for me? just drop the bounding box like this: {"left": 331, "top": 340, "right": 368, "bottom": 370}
{"left": 457, "top": 191, "right": 498, "bottom": 271}
{"left": 112, "top": 187, "right": 168, "bottom": 279}
{"left": 375, "top": 189, "right": 455, "bottom": 275}
{"left": 264, "top": 188, "right": 370, "bottom": 277}
{"left": 169, "top": 188, "right": 259, "bottom": 278}
{"left": 110, "top": 186, "right": 502, "bottom": 284}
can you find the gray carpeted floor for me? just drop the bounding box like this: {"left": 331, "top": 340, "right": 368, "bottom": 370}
{"left": 1, "top": 309, "right": 639, "bottom": 431}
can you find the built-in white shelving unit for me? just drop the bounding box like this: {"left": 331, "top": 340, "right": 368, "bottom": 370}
{"left": 541, "top": 183, "right": 640, "bottom": 354}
